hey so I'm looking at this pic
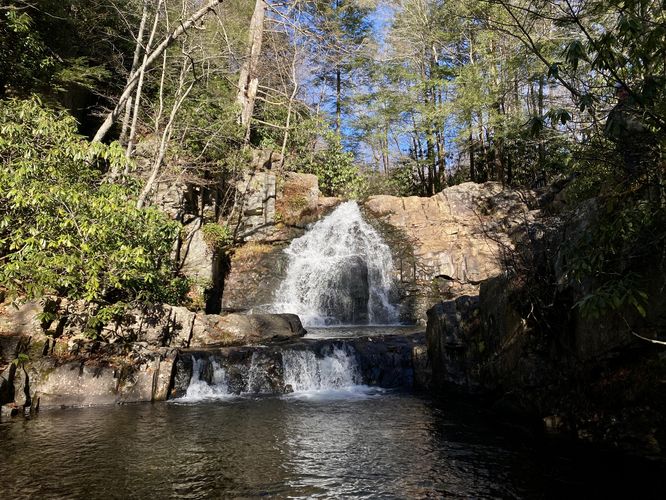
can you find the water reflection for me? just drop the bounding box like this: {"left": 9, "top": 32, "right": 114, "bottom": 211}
{"left": 1, "top": 395, "right": 664, "bottom": 498}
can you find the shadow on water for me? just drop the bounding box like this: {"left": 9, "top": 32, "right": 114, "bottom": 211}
{"left": 1, "top": 392, "right": 664, "bottom": 499}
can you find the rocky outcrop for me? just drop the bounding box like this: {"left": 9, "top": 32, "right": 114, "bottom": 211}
{"left": 222, "top": 172, "right": 341, "bottom": 311}
{"left": 365, "top": 182, "right": 538, "bottom": 321}
{"left": 0, "top": 301, "right": 306, "bottom": 410}
{"left": 221, "top": 243, "right": 289, "bottom": 311}
{"left": 234, "top": 170, "right": 278, "bottom": 241}
{"left": 424, "top": 197, "right": 666, "bottom": 458}
{"left": 275, "top": 172, "right": 320, "bottom": 227}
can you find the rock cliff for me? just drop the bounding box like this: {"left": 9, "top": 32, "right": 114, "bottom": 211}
{"left": 364, "top": 182, "right": 539, "bottom": 321}
{"left": 424, "top": 197, "right": 666, "bottom": 458}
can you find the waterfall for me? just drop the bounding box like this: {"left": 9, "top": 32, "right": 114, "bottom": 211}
{"left": 176, "top": 343, "right": 387, "bottom": 401}
{"left": 272, "top": 201, "right": 398, "bottom": 326}
{"left": 282, "top": 345, "right": 362, "bottom": 392}
{"left": 180, "top": 357, "right": 230, "bottom": 401}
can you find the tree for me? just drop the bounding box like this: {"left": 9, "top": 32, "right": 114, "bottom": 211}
{"left": 237, "top": 0, "right": 267, "bottom": 144}
{"left": 0, "top": 98, "right": 187, "bottom": 329}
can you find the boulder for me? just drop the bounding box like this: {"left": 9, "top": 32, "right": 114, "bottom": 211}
{"left": 179, "top": 219, "right": 216, "bottom": 281}
{"left": 13, "top": 346, "right": 178, "bottom": 409}
{"left": 190, "top": 313, "right": 306, "bottom": 347}
{"left": 101, "top": 304, "right": 203, "bottom": 347}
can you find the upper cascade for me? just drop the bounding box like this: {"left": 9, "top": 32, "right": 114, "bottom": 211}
{"left": 271, "top": 201, "right": 398, "bottom": 326}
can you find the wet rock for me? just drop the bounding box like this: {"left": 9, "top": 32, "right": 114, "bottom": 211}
{"left": 1, "top": 403, "right": 19, "bottom": 418}
{"left": 543, "top": 415, "right": 567, "bottom": 433}
{"left": 323, "top": 255, "right": 369, "bottom": 324}
{"left": 412, "top": 344, "right": 431, "bottom": 390}
{"left": 425, "top": 295, "right": 481, "bottom": 389}
{"left": 222, "top": 242, "right": 289, "bottom": 311}
{"left": 175, "top": 332, "right": 427, "bottom": 396}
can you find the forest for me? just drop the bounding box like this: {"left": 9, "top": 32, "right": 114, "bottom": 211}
{"left": 0, "top": 0, "right": 664, "bottom": 326}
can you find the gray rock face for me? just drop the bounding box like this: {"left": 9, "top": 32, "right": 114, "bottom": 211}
{"left": 425, "top": 296, "right": 481, "bottom": 390}
{"left": 179, "top": 219, "right": 216, "bottom": 281}
{"left": 107, "top": 305, "right": 203, "bottom": 347}
{"left": 0, "top": 300, "right": 309, "bottom": 410}
{"left": 222, "top": 243, "right": 289, "bottom": 312}
{"left": 190, "top": 313, "right": 306, "bottom": 347}
{"left": 234, "top": 171, "right": 278, "bottom": 241}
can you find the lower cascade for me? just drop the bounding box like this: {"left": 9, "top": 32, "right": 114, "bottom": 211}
{"left": 282, "top": 345, "right": 362, "bottom": 392}
{"left": 173, "top": 336, "right": 420, "bottom": 401}
{"left": 177, "top": 344, "right": 367, "bottom": 400}
{"left": 271, "top": 201, "right": 399, "bottom": 326}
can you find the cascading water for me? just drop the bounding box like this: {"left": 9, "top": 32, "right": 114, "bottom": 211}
{"left": 282, "top": 345, "right": 362, "bottom": 392}
{"left": 271, "top": 201, "right": 398, "bottom": 326}
{"left": 180, "top": 357, "right": 230, "bottom": 401}
{"left": 176, "top": 344, "right": 377, "bottom": 401}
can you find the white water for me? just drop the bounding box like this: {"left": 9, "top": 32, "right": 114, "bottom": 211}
{"left": 282, "top": 345, "right": 381, "bottom": 399}
{"left": 282, "top": 346, "right": 361, "bottom": 391}
{"left": 272, "top": 201, "right": 398, "bottom": 326}
{"left": 179, "top": 357, "right": 231, "bottom": 401}
{"left": 178, "top": 345, "right": 382, "bottom": 402}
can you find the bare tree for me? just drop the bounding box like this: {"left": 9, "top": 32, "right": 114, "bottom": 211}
{"left": 92, "top": 0, "right": 224, "bottom": 144}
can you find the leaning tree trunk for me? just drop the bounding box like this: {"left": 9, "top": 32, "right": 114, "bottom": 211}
{"left": 126, "top": 0, "right": 164, "bottom": 158}
{"left": 120, "top": 0, "right": 150, "bottom": 144}
{"left": 92, "top": 0, "right": 223, "bottom": 144}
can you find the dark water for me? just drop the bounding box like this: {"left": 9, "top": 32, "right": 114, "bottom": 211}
{"left": 2, "top": 393, "right": 664, "bottom": 499}
{"left": 305, "top": 325, "right": 424, "bottom": 339}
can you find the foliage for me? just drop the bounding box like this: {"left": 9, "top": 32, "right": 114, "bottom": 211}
{"left": 201, "top": 223, "right": 232, "bottom": 251}
{"left": 295, "top": 131, "right": 364, "bottom": 198}
{"left": 12, "top": 353, "right": 30, "bottom": 368}
{"left": 0, "top": 98, "right": 188, "bottom": 327}
{"left": 362, "top": 159, "right": 421, "bottom": 197}
{"left": 0, "top": 1, "right": 134, "bottom": 100}
{"left": 563, "top": 195, "right": 663, "bottom": 319}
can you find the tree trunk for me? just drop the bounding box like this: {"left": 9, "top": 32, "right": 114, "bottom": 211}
{"left": 237, "top": 0, "right": 266, "bottom": 145}
{"left": 120, "top": 0, "right": 150, "bottom": 144}
{"left": 469, "top": 126, "right": 475, "bottom": 182}
{"left": 126, "top": 0, "right": 164, "bottom": 158}
{"left": 336, "top": 67, "right": 342, "bottom": 133}
{"left": 92, "top": 0, "right": 223, "bottom": 143}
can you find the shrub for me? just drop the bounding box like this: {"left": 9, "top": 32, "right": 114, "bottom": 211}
{"left": 201, "top": 223, "right": 232, "bottom": 251}
{"left": 0, "top": 97, "right": 188, "bottom": 327}
{"left": 295, "top": 131, "right": 364, "bottom": 198}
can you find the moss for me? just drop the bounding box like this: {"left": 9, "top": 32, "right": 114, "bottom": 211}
{"left": 233, "top": 242, "right": 276, "bottom": 261}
